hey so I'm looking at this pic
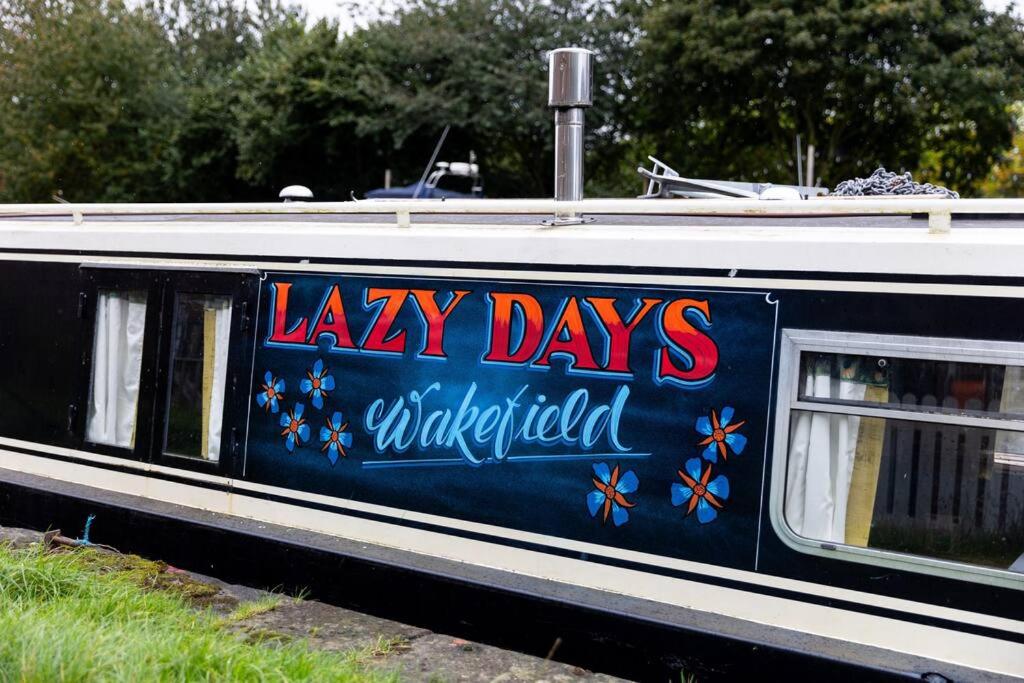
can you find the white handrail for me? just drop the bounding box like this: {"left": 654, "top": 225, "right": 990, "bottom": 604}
{"left": 0, "top": 196, "right": 1021, "bottom": 219}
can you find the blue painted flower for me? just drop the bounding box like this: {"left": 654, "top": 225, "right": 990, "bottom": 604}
{"left": 279, "top": 403, "right": 310, "bottom": 452}
{"left": 695, "top": 406, "right": 747, "bottom": 462}
{"left": 671, "top": 457, "right": 729, "bottom": 524}
{"left": 255, "top": 372, "right": 285, "bottom": 413}
{"left": 586, "top": 462, "right": 638, "bottom": 527}
{"left": 319, "top": 411, "right": 353, "bottom": 466}
{"left": 300, "top": 359, "right": 335, "bottom": 410}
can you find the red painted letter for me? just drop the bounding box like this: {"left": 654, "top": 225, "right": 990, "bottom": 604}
{"left": 268, "top": 282, "right": 309, "bottom": 344}
{"left": 308, "top": 285, "right": 356, "bottom": 350}
{"left": 656, "top": 298, "right": 718, "bottom": 387}
{"left": 585, "top": 297, "right": 661, "bottom": 375}
{"left": 409, "top": 289, "right": 470, "bottom": 358}
{"left": 362, "top": 288, "right": 409, "bottom": 354}
{"left": 534, "top": 297, "right": 601, "bottom": 372}
{"left": 483, "top": 292, "right": 545, "bottom": 364}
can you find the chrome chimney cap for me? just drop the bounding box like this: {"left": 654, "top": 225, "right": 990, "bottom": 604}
{"left": 548, "top": 47, "right": 594, "bottom": 109}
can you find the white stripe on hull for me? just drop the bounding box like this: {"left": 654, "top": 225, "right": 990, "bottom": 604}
{"left": 0, "top": 445, "right": 1021, "bottom": 677}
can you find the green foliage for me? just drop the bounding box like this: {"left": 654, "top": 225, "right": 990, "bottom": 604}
{"left": 976, "top": 105, "right": 1024, "bottom": 197}
{"left": 0, "top": 0, "right": 297, "bottom": 202}
{"left": 0, "top": 0, "right": 182, "bottom": 202}
{"left": 231, "top": 16, "right": 358, "bottom": 197}
{"left": 2, "top": 0, "right": 1024, "bottom": 201}
{"left": 155, "top": 0, "right": 269, "bottom": 202}
{"left": 339, "top": 0, "right": 638, "bottom": 197}
{"left": 979, "top": 132, "right": 1024, "bottom": 197}
{"left": 229, "top": 0, "right": 635, "bottom": 197}
{"left": 225, "top": 594, "right": 286, "bottom": 622}
{"left": 0, "top": 544, "right": 396, "bottom": 681}
{"left": 636, "top": 0, "right": 1024, "bottom": 195}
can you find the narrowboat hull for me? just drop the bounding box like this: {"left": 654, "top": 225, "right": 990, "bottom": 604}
{"left": 0, "top": 200, "right": 1021, "bottom": 680}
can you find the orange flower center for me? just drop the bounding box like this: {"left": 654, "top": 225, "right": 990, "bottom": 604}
{"left": 266, "top": 387, "right": 276, "bottom": 398}
{"left": 289, "top": 420, "right": 298, "bottom": 432}
{"left": 604, "top": 484, "right": 616, "bottom": 499}
{"left": 693, "top": 484, "right": 706, "bottom": 496}
{"left": 312, "top": 378, "right": 321, "bottom": 389}
{"left": 330, "top": 432, "right": 338, "bottom": 442}
{"left": 712, "top": 428, "right": 725, "bottom": 442}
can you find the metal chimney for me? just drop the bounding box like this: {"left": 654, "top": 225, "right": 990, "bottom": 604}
{"left": 548, "top": 47, "right": 593, "bottom": 224}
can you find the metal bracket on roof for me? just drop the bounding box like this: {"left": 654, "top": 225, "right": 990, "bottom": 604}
{"left": 637, "top": 156, "right": 828, "bottom": 200}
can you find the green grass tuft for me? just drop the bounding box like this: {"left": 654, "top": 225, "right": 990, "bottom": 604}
{"left": 226, "top": 594, "right": 286, "bottom": 623}
{"left": 0, "top": 544, "right": 399, "bottom": 682}
{"left": 367, "top": 636, "right": 412, "bottom": 658}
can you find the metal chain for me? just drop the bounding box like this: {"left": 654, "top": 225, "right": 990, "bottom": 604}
{"left": 833, "top": 167, "right": 959, "bottom": 199}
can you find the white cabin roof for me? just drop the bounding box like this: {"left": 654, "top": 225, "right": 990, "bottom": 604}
{"left": 2, "top": 197, "right": 1024, "bottom": 283}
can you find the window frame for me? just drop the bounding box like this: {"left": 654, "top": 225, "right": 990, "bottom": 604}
{"left": 77, "top": 267, "right": 256, "bottom": 477}
{"left": 770, "top": 328, "right": 1024, "bottom": 590}
{"left": 151, "top": 271, "right": 252, "bottom": 476}
{"left": 76, "top": 268, "right": 164, "bottom": 462}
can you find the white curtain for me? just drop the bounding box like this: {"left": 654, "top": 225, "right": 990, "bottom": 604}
{"left": 785, "top": 358, "right": 867, "bottom": 544}
{"left": 205, "top": 298, "right": 232, "bottom": 461}
{"left": 86, "top": 290, "right": 147, "bottom": 447}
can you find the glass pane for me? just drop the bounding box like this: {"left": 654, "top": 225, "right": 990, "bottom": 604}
{"left": 86, "top": 290, "right": 147, "bottom": 448}
{"left": 785, "top": 410, "right": 1024, "bottom": 572}
{"left": 164, "top": 294, "right": 232, "bottom": 460}
{"left": 798, "top": 352, "right": 1024, "bottom": 419}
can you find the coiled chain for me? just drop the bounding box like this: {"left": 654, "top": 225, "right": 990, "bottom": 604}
{"left": 833, "top": 167, "right": 959, "bottom": 199}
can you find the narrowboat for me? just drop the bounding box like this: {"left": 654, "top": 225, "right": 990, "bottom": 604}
{"left": 0, "top": 48, "right": 1020, "bottom": 680}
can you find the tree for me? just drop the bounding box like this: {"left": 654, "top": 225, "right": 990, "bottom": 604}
{"left": 0, "top": 0, "right": 182, "bottom": 202}
{"left": 975, "top": 104, "right": 1024, "bottom": 197}
{"left": 339, "top": 0, "right": 637, "bottom": 197}
{"left": 157, "top": 0, "right": 297, "bottom": 201}
{"left": 229, "top": 0, "right": 637, "bottom": 199}
{"left": 230, "top": 16, "right": 367, "bottom": 199}
{"left": 5, "top": 0, "right": 1023, "bottom": 203}
{"left": 634, "top": 0, "right": 1024, "bottom": 195}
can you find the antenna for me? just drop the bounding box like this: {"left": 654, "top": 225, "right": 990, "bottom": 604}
{"left": 413, "top": 125, "right": 451, "bottom": 199}
{"left": 795, "top": 134, "right": 804, "bottom": 187}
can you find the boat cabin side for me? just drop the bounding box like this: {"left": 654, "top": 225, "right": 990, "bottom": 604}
{"left": 0, "top": 213, "right": 1021, "bottom": 632}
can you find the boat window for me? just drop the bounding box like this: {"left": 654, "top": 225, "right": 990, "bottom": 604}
{"left": 775, "top": 331, "right": 1024, "bottom": 585}
{"left": 798, "top": 352, "right": 1024, "bottom": 419}
{"left": 85, "top": 289, "right": 148, "bottom": 448}
{"left": 163, "top": 294, "right": 233, "bottom": 461}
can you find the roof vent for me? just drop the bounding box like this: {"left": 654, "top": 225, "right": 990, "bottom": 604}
{"left": 279, "top": 185, "right": 314, "bottom": 202}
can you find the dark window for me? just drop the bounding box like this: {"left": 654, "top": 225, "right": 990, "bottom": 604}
{"left": 163, "top": 294, "right": 233, "bottom": 461}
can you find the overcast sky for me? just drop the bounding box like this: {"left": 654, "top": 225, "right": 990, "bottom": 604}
{"left": 296, "top": 0, "right": 393, "bottom": 32}
{"left": 298, "top": 0, "right": 1019, "bottom": 32}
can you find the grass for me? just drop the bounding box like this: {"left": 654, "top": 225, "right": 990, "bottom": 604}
{"left": 69, "top": 547, "right": 221, "bottom": 604}
{"left": 225, "top": 595, "right": 286, "bottom": 623}
{"left": 368, "top": 637, "right": 412, "bottom": 658}
{"left": 0, "top": 543, "right": 399, "bottom": 682}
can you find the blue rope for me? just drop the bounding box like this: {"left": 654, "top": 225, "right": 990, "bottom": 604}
{"left": 78, "top": 514, "right": 96, "bottom": 545}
